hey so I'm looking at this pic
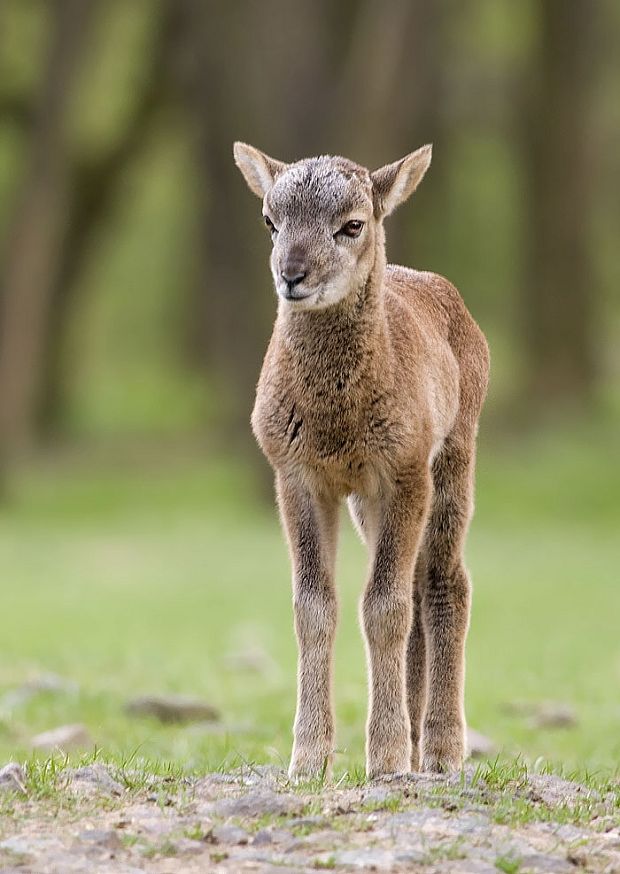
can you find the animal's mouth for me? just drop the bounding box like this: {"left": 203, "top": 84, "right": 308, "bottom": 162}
{"left": 278, "top": 284, "right": 321, "bottom": 306}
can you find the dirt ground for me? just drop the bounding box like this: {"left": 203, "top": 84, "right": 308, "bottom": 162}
{"left": 1, "top": 762, "right": 619, "bottom": 873}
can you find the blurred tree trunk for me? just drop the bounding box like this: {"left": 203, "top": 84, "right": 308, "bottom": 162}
{"left": 171, "top": 0, "right": 271, "bottom": 451}
{"left": 331, "top": 0, "right": 447, "bottom": 268}
{"left": 0, "top": 0, "right": 96, "bottom": 464}
{"left": 38, "top": 5, "right": 176, "bottom": 433}
{"left": 521, "top": 0, "right": 599, "bottom": 409}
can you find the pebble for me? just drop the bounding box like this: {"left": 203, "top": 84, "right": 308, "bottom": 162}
{"left": 211, "top": 789, "right": 304, "bottom": 819}
{"left": 0, "top": 673, "right": 78, "bottom": 713}
{"left": 333, "top": 847, "right": 397, "bottom": 869}
{"left": 0, "top": 762, "right": 27, "bottom": 795}
{"left": 124, "top": 694, "right": 220, "bottom": 723}
{"left": 76, "top": 828, "right": 121, "bottom": 849}
{"left": 210, "top": 823, "right": 250, "bottom": 844}
{"left": 67, "top": 764, "right": 124, "bottom": 797}
{"left": 31, "top": 723, "right": 92, "bottom": 752}
{"left": 467, "top": 727, "right": 498, "bottom": 757}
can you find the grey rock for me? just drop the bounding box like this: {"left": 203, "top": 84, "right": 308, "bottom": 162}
{"left": 467, "top": 727, "right": 498, "bottom": 758}
{"left": 76, "top": 829, "right": 121, "bottom": 849}
{"left": 503, "top": 699, "right": 578, "bottom": 728}
{"left": 253, "top": 829, "right": 273, "bottom": 846}
{"left": 170, "top": 837, "right": 204, "bottom": 854}
{"left": 526, "top": 773, "right": 593, "bottom": 807}
{"left": 210, "top": 824, "right": 250, "bottom": 845}
{"left": 0, "top": 835, "right": 63, "bottom": 857}
{"left": 519, "top": 852, "right": 575, "bottom": 873}
{"left": 362, "top": 785, "right": 402, "bottom": 807}
{"left": 0, "top": 762, "right": 26, "bottom": 795}
{"left": 212, "top": 789, "right": 303, "bottom": 818}
{"left": 530, "top": 702, "right": 578, "bottom": 729}
{"left": 0, "top": 673, "right": 78, "bottom": 713}
{"left": 286, "top": 815, "right": 328, "bottom": 829}
{"left": 31, "top": 723, "right": 92, "bottom": 752}
{"left": 394, "top": 848, "right": 426, "bottom": 864}
{"left": 67, "top": 764, "right": 123, "bottom": 796}
{"left": 333, "top": 848, "right": 396, "bottom": 869}
{"left": 223, "top": 645, "right": 279, "bottom": 677}
{"left": 125, "top": 693, "right": 220, "bottom": 723}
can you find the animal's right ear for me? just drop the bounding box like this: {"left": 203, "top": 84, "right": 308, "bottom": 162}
{"left": 233, "top": 142, "right": 288, "bottom": 198}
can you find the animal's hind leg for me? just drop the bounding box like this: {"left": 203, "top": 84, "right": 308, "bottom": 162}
{"left": 407, "top": 549, "right": 427, "bottom": 771}
{"left": 421, "top": 433, "right": 476, "bottom": 772}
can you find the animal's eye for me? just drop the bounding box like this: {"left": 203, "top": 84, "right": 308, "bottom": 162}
{"left": 263, "top": 215, "right": 278, "bottom": 234}
{"left": 337, "top": 219, "right": 365, "bottom": 239}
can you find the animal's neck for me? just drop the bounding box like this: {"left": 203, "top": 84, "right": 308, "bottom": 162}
{"left": 277, "top": 247, "right": 389, "bottom": 393}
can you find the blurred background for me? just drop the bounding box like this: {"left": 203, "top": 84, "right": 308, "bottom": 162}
{"left": 0, "top": 0, "right": 618, "bottom": 775}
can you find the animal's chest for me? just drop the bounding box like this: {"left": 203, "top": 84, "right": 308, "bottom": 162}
{"left": 252, "top": 384, "right": 397, "bottom": 495}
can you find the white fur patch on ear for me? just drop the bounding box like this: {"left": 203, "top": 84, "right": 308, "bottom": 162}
{"left": 371, "top": 144, "right": 433, "bottom": 217}
{"left": 233, "top": 142, "right": 288, "bottom": 198}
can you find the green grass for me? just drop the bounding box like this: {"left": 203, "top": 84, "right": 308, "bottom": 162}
{"left": 0, "top": 421, "right": 618, "bottom": 781}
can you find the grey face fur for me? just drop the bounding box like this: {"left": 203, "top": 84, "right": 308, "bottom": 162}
{"left": 264, "top": 158, "right": 374, "bottom": 310}
{"left": 234, "top": 143, "right": 433, "bottom": 311}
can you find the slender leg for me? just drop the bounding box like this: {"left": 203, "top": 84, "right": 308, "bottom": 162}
{"left": 361, "top": 466, "right": 431, "bottom": 778}
{"left": 277, "top": 473, "right": 339, "bottom": 779}
{"left": 421, "top": 435, "right": 475, "bottom": 772}
{"left": 406, "top": 549, "right": 428, "bottom": 771}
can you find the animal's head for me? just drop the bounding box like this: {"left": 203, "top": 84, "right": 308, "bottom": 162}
{"left": 233, "top": 143, "right": 432, "bottom": 311}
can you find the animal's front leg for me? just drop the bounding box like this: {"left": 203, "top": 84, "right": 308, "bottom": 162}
{"left": 361, "top": 468, "right": 431, "bottom": 778}
{"left": 276, "top": 474, "right": 339, "bottom": 780}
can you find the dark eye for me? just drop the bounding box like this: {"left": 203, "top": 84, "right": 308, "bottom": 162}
{"left": 337, "top": 219, "right": 365, "bottom": 239}
{"left": 263, "top": 215, "right": 278, "bottom": 234}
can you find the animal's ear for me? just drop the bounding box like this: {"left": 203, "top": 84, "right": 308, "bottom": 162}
{"left": 233, "top": 142, "right": 288, "bottom": 198}
{"left": 370, "top": 144, "right": 432, "bottom": 217}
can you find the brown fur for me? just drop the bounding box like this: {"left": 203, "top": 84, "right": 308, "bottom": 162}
{"left": 233, "top": 142, "right": 489, "bottom": 778}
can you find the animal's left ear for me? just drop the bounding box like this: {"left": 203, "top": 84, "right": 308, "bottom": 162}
{"left": 233, "top": 141, "right": 289, "bottom": 198}
{"left": 371, "top": 144, "right": 432, "bottom": 217}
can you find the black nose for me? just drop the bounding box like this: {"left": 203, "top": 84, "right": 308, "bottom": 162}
{"left": 281, "top": 269, "right": 307, "bottom": 291}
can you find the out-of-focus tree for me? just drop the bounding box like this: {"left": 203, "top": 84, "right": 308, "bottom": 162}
{"left": 0, "top": 0, "right": 617, "bottom": 492}
{"left": 0, "top": 0, "right": 97, "bottom": 462}
{"left": 520, "top": 0, "right": 599, "bottom": 410}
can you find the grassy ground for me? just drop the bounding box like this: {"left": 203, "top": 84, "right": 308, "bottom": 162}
{"left": 0, "top": 420, "right": 618, "bottom": 781}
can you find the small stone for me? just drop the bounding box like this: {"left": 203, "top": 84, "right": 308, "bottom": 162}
{"left": 467, "top": 727, "right": 498, "bottom": 758}
{"left": 286, "top": 815, "right": 328, "bottom": 829}
{"left": 0, "top": 762, "right": 27, "bottom": 795}
{"left": 67, "top": 764, "right": 123, "bottom": 797}
{"left": 333, "top": 848, "right": 396, "bottom": 869}
{"left": 212, "top": 789, "right": 303, "bottom": 819}
{"left": 0, "top": 673, "right": 78, "bottom": 713}
{"left": 526, "top": 773, "right": 593, "bottom": 807}
{"left": 210, "top": 824, "right": 249, "bottom": 845}
{"left": 77, "top": 828, "right": 121, "bottom": 849}
{"left": 223, "top": 645, "right": 280, "bottom": 679}
{"left": 0, "top": 835, "right": 62, "bottom": 857}
{"left": 503, "top": 699, "right": 578, "bottom": 728}
{"left": 125, "top": 694, "right": 220, "bottom": 724}
{"left": 519, "top": 852, "right": 575, "bottom": 873}
{"left": 171, "top": 837, "right": 204, "bottom": 854}
{"left": 31, "top": 723, "right": 92, "bottom": 752}
{"left": 253, "top": 829, "right": 273, "bottom": 846}
{"left": 395, "top": 849, "right": 426, "bottom": 864}
{"left": 362, "top": 785, "right": 402, "bottom": 807}
{"left": 530, "top": 702, "right": 578, "bottom": 729}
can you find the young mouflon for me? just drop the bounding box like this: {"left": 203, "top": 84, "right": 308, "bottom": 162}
{"left": 233, "top": 141, "right": 489, "bottom": 778}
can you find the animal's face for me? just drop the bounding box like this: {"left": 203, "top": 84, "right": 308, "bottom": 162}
{"left": 234, "top": 143, "right": 432, "bottom": 311}
{"left": 263, "top": 158, "right": 376, "bottom": 310}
